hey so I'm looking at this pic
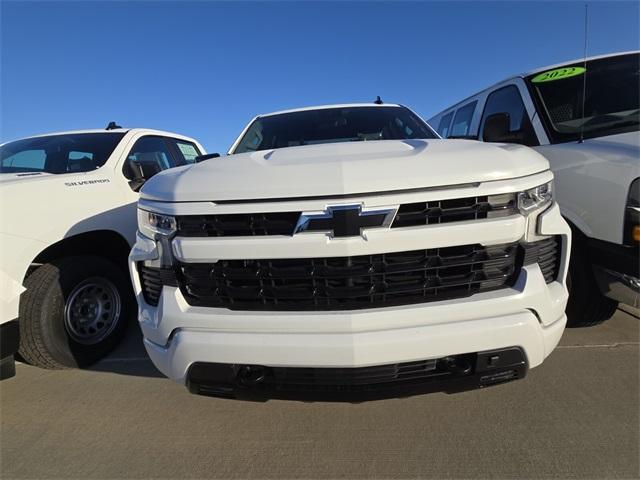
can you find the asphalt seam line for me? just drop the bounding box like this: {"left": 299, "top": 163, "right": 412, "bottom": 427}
{"left": 557, "top": 342, "right": 639, "bottom": 349}
{"left": 16, "top": 345, "right": 640, "bottom": 367}
{"left": 94, "top": 343, "right": 640, "bottom": 363}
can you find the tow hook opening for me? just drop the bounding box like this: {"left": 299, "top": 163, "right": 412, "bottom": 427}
{"left": 441, "top": 356, "right": 472, "bottom": 375}
{"left": 237, "top": 365, "right": 267, "bottom": 386}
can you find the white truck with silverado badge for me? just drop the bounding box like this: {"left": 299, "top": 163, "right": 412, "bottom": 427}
{"left": 130, "top": 103, "right": 571, "bottom": 399}
{"left": 0, "top": 125, "right": 205, "bottom": 378}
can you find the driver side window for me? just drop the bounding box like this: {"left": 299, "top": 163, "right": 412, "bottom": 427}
{"left": 1, "top": 149, "right": 46, "bottom": 171}
{"left": 123, "top": 136, "right": 178, "bottom": 190}
{"left": 480, "top": 85, "right": 539, "bottom": 146}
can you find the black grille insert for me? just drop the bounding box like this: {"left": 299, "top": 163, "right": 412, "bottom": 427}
{"left": 175, "top": 243, "right": 521, "bottom": 311}
{"left": 138, "top": 264, "right": 177, "bottom": 307}
{"left": 392, "top": 194, "right": 517, "bottom": 228}
{"left": 177, "top": 211, "right": 301, "bottom": 237}
{"left": 139, "top": 237, "right": 562, "bottom": 309}
{"left": 175, "top": 194, "right": 518, "bottom": 237}
{"left": 522, "top": 236, "right": 561, "bottom": 283}
{"left": 267, "top": 359, "right": 442, "bottom": 388}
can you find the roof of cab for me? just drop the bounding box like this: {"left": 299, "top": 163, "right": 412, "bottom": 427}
{"left": 430, "top": 50, "right": 639, "bottom": 119}
{"left": 259, "top": 103, "right": 402, "bottom": 118}
{"left": 2, "top": 128, "right": 199, "bottom": 145}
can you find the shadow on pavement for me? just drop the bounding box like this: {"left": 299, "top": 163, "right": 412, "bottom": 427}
{"left": 88, "top": 318, "right": 164, "bottom": 378}
{"left": 88, "top": 305, "right": 639, "bottom": 380}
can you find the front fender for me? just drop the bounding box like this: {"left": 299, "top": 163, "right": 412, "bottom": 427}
{"left": 0, "top": 233, "right": 47, "bottom": 324}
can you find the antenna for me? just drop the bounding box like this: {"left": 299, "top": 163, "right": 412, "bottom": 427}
{"left": 374, "top": 96, "right": 383, "bottom": 105}
{"left": 579, "top": 3, "right": 588, "bottom": 143}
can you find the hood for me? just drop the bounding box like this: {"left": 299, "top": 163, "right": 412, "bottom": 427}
{"left": 141, "top": 139, "right": 549, "bottom": 202}
{"left": 536, "top": 131, "right": 640, "bottom": 173}
{"left": 582, "top": 131, "right": 640, "bottom": 160}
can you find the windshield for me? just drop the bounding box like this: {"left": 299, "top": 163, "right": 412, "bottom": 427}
{"left": 526, "top": 53, "right": 640, "bottom": 143}
{"left": 0, "top": 132, "right": 126, "bottom": 174}
{"left": 232, "top": 106, "right": 438, "bottom": 154}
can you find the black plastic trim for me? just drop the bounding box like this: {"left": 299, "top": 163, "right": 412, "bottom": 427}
{"left": 175, "top": 194, "right": 518, "bottom": 238}
{"left": 588, "top": 237, "right": 640, "bottom": 278}
{"left": 175, "top": 243, "right": 521, "bottom": 311}
{"left": 186, "top": 347, "right": 528, "bottom": 401}
{"left": 521, "top": 236, "right": 561, "bottom": 283}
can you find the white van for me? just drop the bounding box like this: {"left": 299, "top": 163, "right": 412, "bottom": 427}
{"left": 429, "top": 51, "right": 639, "bottom": 327}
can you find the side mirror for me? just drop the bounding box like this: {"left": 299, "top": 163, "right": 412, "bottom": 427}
{"left": 482, "top": 113, "right": 511, "bottom": 142}
{"left": 195, "top": 153, "right": 220, "bottom": 163}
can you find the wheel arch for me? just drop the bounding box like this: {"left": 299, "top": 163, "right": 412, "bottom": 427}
{"left": 560, "top": 209, "right": 592, "bottom": 240}
{"left": 27, "top": 230, "right": 132, "bottom": 280}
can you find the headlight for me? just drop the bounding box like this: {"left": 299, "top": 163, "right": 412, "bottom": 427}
{"left": 518, "top": 181, "right": 553, "bottom": 214}
{"left": 138, "top": 209, "right": 176, "bottom": 239}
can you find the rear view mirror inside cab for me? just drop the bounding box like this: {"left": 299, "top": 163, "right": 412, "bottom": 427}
{"left": 124, "top": 157, "right": 164, "bottom": 192}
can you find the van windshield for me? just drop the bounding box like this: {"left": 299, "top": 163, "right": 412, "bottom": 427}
{"left": 233, "top": 106, "right": 437, "bottom": 154}
{"left": 526, "top": 53, "right": 639, "bottom": 143}
{"left": 0, "top": 132, "right": 126, "bottom": 174}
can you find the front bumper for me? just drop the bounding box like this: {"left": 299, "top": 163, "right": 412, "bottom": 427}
{"left": 140, "top": 268, "right": 567, "bottom": 384}
{"left": 130, "top": 200, "right": 571, "bottom": 392}
{"left": 589, "top": 238, "right": 640, "bottom": 306}
{"left": 132, "top": 249, "right": 569, "bottom": 384}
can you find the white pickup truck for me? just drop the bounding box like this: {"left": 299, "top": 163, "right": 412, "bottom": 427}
{"left": 0, "top": 126, "right": 205, "bottom": 378}
{"left": 429, "top": 51, "right": 639, "bottom": 326}
{"left": 130, "top": 103, "right": 571, "bottom": 399}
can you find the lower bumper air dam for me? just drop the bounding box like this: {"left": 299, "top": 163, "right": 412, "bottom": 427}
{"left": 185, "top": 347, "right": 528, "bottom": 401}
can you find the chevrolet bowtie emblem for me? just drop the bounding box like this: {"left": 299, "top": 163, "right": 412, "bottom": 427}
{"left": 293, "top": 204, "right": 397, "bottom": 238}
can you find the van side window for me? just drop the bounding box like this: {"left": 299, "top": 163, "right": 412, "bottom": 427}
{"left": 480, "top": 85, "right": 539, "bottom": 146}
{"left": 450, "top": 101, "right": 477, "bottom": 137}
{"left": 436, "top": 111, "right": 454, "bottom": 138}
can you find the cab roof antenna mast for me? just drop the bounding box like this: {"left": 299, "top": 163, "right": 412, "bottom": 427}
{"left": 579, "top": 3, "right": 588, "bottom": 144}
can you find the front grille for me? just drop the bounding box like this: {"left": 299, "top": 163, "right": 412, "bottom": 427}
{"left": 177, "top": 212, "right": 300, "bottom": 237}
{"left": 175, "top": 243, "right": 520, "bottom": 311}
{"left": 391, "top": 194, "right": 517, "bottom": 228}
{"left": 138, "top": 264, "right": 177, "bottom": 307}
{"left": 522, "top": 236, "right": 561, "bottom": 283}
{"left": 267, "top": 359, "right": 441, "bottom": 388}
{"left": 139, "top": 237, "right": 562, "bottom": 309}
{"left": 175, "top": 194, "right": 518, "bottom": 237}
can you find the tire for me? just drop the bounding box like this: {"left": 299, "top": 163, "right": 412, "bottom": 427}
{"left": 18, "top": 255, "right": 133, "bottom": 369}
{"left": 566, "top": 236, "right": 618, "bottom": 327}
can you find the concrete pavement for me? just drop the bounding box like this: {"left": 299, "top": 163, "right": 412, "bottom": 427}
{"left": 1, "top": 309, "right": 638, "bottom": 479}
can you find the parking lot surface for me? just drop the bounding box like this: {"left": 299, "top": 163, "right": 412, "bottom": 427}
{"left": 1, "top": 308, "right": 638, "bottom": 479}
